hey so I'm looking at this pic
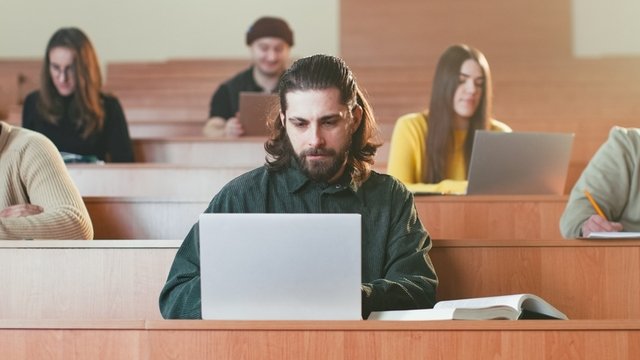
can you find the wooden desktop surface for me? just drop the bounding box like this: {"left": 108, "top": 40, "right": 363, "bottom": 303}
{"left": 1, "top": 319, "right": 638, "bottom": 359}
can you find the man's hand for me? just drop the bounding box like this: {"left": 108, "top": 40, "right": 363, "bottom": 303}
{"left": 581, "top": 214, "right": 623, "bottom": 237}
{"left": 224, "top": 116, "right": 245, "bottom": 138}
{"left": 0, "top": 204, "right": 44, "bottom": 218}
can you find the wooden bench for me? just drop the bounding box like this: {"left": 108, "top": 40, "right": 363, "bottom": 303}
{"left": 104, "top": 59, "right": 248, "bottom": 136}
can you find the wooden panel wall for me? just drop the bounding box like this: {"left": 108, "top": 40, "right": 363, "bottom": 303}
{"left": 340, "top": 0, "right": 640, "bottom": 168}
{"left": 341, "top": 0, "right": 572, "bottom": 66}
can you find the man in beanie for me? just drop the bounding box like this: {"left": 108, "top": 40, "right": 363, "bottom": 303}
{"left": 204, "top": 16, "right": 294, "bottom": 137}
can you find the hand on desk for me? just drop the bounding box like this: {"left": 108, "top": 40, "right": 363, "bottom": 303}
{"left": 581, "top": 214, "right": 623, "bottom": 237}
{"left": 0, "top": 204, "right": 44, "bottom": 218}
{"left": 224, "top": 116, "right": 245, "bottom": 138}
{"left": 203, "top": 115, "right": 245, "bottom": 138}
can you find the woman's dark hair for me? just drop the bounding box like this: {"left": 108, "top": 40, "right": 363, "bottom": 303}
{"left": 38, "top": 27, "right": 104, "bottom": 139}
{"left": 424, "top": 44, "right": 492, "bottom": 183}
{"left": 265, "top": 54, "right": 381, "bottom": 185}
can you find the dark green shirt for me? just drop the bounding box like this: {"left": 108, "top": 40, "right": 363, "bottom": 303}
{"left": 159, "top": 164, "right": 438, "bottom": 319}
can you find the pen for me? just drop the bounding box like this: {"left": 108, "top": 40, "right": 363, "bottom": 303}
{"left": 583, "top": 189, "right": 608, "bottom": 221}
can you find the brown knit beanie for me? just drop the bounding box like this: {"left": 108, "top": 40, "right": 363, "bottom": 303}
{"left": 246, "top": 17, "right": 294, "bottom": 46}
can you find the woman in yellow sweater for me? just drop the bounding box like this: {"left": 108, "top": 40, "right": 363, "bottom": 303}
{"left": 387, "top": 44, "right": 511, "bottom": 194}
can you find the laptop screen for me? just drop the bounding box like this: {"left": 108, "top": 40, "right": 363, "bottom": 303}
{"left": 199, "top": 213, "right": 362, "bottom": 320}
{"left": 466, "top": 131, "right": 574, "bottom": 195}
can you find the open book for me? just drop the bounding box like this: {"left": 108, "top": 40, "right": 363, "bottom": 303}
{"left": 585, "top": 232, "right": 640, "bottom": 239}
{"left": 368, "top": 294, "right": 568, "bottom": 320}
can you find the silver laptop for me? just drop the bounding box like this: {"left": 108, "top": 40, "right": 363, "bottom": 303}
{"left": 199, "top": 213, "right": 362, "bottom": 320}
{"left": 237, "top": 92, "right": 280, "bottom": 136}
{"left": 466, "top": 131, "right": 574, "bottom": 195}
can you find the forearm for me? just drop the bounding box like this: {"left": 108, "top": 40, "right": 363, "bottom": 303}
{"left": 159, "top": 274, "right": 202, "bottom": 319}
{"left": 404, "top": 180, "right": 468, "bottom": 194}
{"left": 0, "top": 205, "right": 92, "bottom": 239}
{"left": 159, "top": 224, "right": 203, "bottom": 319}
{"left": 362, "top": 251, "right": 437, "bottom": 318}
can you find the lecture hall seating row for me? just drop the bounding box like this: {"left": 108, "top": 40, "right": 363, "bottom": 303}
{"left": 1, "top": 56, "right": 631, "bottom": 179}
{"left": 82, "top": 195, "right": 569, "bottom": 240}
{"left": 2, "top": 239, "right": 639, "bottom": 320}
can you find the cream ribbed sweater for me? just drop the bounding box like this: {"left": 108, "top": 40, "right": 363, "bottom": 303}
{"left": 0, "top": 121, "right": 93, "bottom": 239}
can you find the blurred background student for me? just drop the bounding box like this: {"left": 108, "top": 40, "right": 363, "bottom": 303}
{"left": 22, "top": 27, "right": 134, "bottom": 163}
{"left": 559, "top": 126, "right": 640, "bottom": 238}
{"left": 386, "top": 44, "right": 511, "bottom": 194}
{"left": 1, "top": 121, "right": 93, "bottom": 240}
{"left": 203, "top": 16, "right": 294, "bottom": 138}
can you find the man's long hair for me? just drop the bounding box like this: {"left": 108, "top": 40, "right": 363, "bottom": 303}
{"left": 265, "top": 54, "right": 381, "bottom": 185}
{"left": 38, "top": 27, "right": 104, "bottom": 139}
{"left": 424, "top": 44, "right": 492, "bottom": 183}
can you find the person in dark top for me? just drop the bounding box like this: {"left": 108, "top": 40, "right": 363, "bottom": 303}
{"left": 160, "top": 54, "right": 438, "bottom": 319}
{"left": 203, "top": 16, "right": 294, "bottom": 138}
{"left": 22, "top": 27, "right": 134, "bottom": 162}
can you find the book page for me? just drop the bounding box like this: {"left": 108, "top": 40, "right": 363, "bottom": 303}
{"left": 434, "top": 294, "right": 527, "bottom": 311}
{"left": 368, "top": 308, "right": 456, "bottom": 321}
{"left": 368, "top": 307, "right": 518, "bottom": 321}
{"left": 586, "top": 232, "right": 640, "bottom": 239}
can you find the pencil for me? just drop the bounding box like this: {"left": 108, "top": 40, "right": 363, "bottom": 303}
{"left": 583, "top": 189, "right": 608, "bottom": 221}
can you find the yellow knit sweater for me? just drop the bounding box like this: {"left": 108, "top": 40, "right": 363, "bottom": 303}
{"left": 387, "top": 112, "right": 512, "bottom": 194}
{"left": 0, "top": 121, "right": 93, "bottom": 239}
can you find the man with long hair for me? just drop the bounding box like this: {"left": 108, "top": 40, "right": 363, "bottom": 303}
{"left": 161, "top": 54, "right": 437, "bottom": 319}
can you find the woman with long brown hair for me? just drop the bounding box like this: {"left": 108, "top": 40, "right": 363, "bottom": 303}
{"left": 22, "top": 27, "right": 133, "bottom": 162}
{"left": 387, "top": 44, "right": 511, "bottom": 194}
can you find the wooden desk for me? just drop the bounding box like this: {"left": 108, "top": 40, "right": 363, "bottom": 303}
{"left": 132, "top": 136, "right": 390, "bottom": 168}
{"left": 84, "top": 195, "right": 567, "bottom": 241}
{"left": 127, "top": 118, "right": 204, "bottom": 138}
{"left": 132, "top": 136, "right": 268, "bottom": 167}
{"left": 432, "top": 239, "right": 640, "bottom": 319}
{"left": 2, "top": 240, "right": 639, "bottom": 321}
{"left": 415, "top": 195, "right": 567, "bottom": 240}
{"left": 68, "top": 164, "right": 247, "bottom": 199}
{"left": 0, "top": 240, "right": 180, "bottom": 320}
{"left": 1, "top": 320, "right": 638, "bottom": 359}
{"left": 83, "top": 197, "right": 207, "bottom": 239}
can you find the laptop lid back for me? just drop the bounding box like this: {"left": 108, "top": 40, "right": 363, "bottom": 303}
{"left": 466, "top": 131, "right": 574, "bottom": 195}
{"left": 199, "top": 213, "right": 362, "bottom": 320}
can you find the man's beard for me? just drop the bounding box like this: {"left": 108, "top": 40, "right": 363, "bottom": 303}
{"left": 296, "top": 145, "right": 349, "bottom": 183}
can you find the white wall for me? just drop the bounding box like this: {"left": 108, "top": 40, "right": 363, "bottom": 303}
{"left": 572, "top": 0, "right": 640, "bottom": 57}
{"left": 3, "top": 1, "right": 639, "bottom": 62}
{"left": 0, "top": 0, "right": 339, "bottom": 62}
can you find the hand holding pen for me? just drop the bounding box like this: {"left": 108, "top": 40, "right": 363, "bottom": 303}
{"left": 581, "top": 190, "right": 623, "bottom": 237}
